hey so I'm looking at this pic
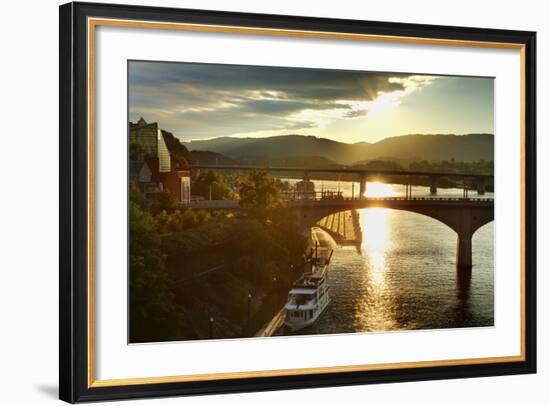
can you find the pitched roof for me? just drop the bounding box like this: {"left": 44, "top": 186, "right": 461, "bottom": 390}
{"left": 130, "top": 118, "right": 157, "bottom": 130}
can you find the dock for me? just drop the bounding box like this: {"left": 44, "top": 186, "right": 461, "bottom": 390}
{"left": 255, "top": 307, "right": 286, "bottom": 337}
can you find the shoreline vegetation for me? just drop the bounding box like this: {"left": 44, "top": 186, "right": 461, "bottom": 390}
{"left": 129, "top": 170, "right": 307, "bottom": 343}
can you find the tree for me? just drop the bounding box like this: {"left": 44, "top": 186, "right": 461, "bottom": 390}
{"left": 237, "top": 170, "right": 283, "bottom": 213}
{"left": 192, "top": 171, "right": 235, "bottom": 200}
{"left": 149, "top": 191, "right": 175, "bottom": 214}
{"left": 130, "top": 186, "right": 147, "bottom": 210}
{"left": 129, "top": 202, "right": 182, "bottom": 342}
{"left": 156, "top": 208, "right": 213, "bottom": 234}
{"left": 129, "top": 186, "right": 175, "bottom": 215}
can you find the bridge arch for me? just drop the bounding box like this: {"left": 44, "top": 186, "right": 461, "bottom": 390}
{"left": 288, "top": 199, "right": 494, "bottom": 269}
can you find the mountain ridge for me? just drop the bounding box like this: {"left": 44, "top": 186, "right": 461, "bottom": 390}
{"left": 184, "top": 133, "right": 494, "bottom": 165}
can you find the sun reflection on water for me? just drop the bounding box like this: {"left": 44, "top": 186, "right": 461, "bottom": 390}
{"left": 361, "top": 208, "right": 393, "bottom": 287}
{"left": 354, "top": 208, "right": 399, "bottom": 330}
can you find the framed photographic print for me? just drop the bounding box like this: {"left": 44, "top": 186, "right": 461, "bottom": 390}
{"left": 59, "top": 2, "right": 537, "bottom": 403}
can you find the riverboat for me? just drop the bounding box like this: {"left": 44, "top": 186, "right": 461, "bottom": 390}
{"left": 284, "top": 245, "right": 332, "bottom": 332}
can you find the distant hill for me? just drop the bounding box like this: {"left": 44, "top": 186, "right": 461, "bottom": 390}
{"left": 238, "top": 155, "right": 342, "bottom": 168}
{"left": 366, "top": 133, "right": 493, "bottom": 164}
{"left": 161, "top": 130, "right": 195, "bottom": 168}
{"left": 186, "top": 135, "right": 355, "bottom": 163}
{"left": 190, "top": 150, "right": 238, "bottom": 165}
{"left": 184, "top": 133, "right": 493, "bottom": 165}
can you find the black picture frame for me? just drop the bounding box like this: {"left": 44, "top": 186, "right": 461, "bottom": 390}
{"left": 59, "top": 1, "right": 537, "bottom": 403}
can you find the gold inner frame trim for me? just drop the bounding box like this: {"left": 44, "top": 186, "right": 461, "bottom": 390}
{"left": 87, "top": 17, "right": 527, "bottom": 388}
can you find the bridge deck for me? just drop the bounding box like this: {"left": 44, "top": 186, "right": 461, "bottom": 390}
{"left": 184, "top": 197, "right": 494, "bottom": 210}
{"left": 191, "top": 164, "right": 493, "bottom": 179}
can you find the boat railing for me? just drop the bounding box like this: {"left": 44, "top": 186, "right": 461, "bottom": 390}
{"left": 287, "top": 295, "right": 316, "bottom": 308}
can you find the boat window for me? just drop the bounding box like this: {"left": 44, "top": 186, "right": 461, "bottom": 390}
{"left": 290, "top": 294, "right": 314, "bottom": 305}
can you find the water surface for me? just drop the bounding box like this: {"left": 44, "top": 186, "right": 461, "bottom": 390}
{"left": 279, "top": 180, "right": 494, "bottom": 335}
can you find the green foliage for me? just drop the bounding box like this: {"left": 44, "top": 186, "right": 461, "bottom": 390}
{"left": 149, "top": 191, "right": 175, "bottom": 214}
{"left": 129, "top": 202, "right": 182, "bottom": 342}
{"left": 129, "top": 170, "right": 307, "bottom": 341}
{"left": 156, "top": 208, "right": 213, "bottom": 234}
{"left": 192, "top": 171, "right": 236, "bottom": 200}
{"left": 129, "top": 186, "right": 175, "bottom": 215}
{"left": 160, "top": 129, "right": 194, "bottom": 168}
{"left": 229, "top": 217, "right": 307, "bottom": 287}
{"left": 130, "top": 186, "right": 147, "bottom": 210}
{"left": 273, "top": 178, "right": 291, "bottom": 191}
{"left": 237, "top": 169, "right": 283, "bottom": 213}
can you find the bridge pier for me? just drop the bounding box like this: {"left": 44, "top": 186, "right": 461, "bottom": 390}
{"left": 359, "top": 173, "right": 367, "bottom": 199}
{"left": 429, "top": 176, "right": 438, "bottom": 195}
{"left": 456, "top": 233, "right": 473, "bottom": 269}
{"left": 476, "top": 178, "right": 486, "bottom": 195}
{"left": 454, "top": 206, "right": 476, "bottom": 270}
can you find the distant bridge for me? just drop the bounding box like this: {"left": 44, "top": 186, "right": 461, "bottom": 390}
{"left": 191, "top": 164, "right": 494, "bottom": 195}
{"left": 183, "top": 196, "right": 494, "bottom": 270}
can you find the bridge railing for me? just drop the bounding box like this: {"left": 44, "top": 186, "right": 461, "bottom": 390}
{"left": 176, "top": 196, "right": 494, "bottom": 210}
{"left": 280, "top": 193, "right": 494, "bottom": 203}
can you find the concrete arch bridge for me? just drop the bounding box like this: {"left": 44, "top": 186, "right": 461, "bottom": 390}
{"left": 188, "top": 196, "right": 494, "bottom": 269}
{"left": 287, "top": 197, "right": 493, "bottom": 269}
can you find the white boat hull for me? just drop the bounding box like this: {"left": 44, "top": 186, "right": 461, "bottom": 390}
{"left": 284, "top": 298, "right": 330, "bottom": 332}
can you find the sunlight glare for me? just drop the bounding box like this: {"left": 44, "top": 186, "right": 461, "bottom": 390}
{"left": 360, "top": 208, "right": 393, "bottom": 287}
{"left": 364, "top": 181, "right": 399, "bottom": 198}
{"left": 367, "top": 91, "right": 401, "bottom": 115}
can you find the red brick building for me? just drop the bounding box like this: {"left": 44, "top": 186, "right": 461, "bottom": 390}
{"left": 161, "top": 170, "right": 191, "bottom": 205}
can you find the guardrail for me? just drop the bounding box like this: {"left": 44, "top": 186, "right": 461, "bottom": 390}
{"left": 177, "top": 196, "right": 494, "bottom": 210}
{"left": 285, "top": 196, "right": 494, "bottom": 202}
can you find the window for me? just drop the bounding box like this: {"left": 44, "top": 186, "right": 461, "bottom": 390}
{"left": 180, "top": 177, "right": 191, "bottom": 203}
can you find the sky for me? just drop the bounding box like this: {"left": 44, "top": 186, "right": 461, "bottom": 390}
{"left": 128, "top": 61, "right": 494, "bottom": 144}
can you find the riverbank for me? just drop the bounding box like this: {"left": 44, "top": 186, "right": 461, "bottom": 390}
{"left": 165, "top": 258, "right": 292, "bottom": 341}
{"left": 130, "top": 208, "right": 307, "bottom": 342}
{"left": 188, "top": 226, "right": 337, "bottom": 340}
{"left": 264, "top": 227, "right": 337, "bottom": 337}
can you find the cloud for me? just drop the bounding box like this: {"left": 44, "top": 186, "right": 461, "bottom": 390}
{"left": 389, "top": 75, "right": 437, "bottom": 94}
{"left": 343, "top": 109, "right": 369, "bottom": 119}
{"left": 128, "top": 61, "right": 436, "bottom": 139}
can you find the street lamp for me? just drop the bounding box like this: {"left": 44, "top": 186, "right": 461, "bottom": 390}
{"left": 209, "top": 316, "right": 214, "bottom": 339}
{"left": 247, "top": 293, "right": 252, "bottom": 336}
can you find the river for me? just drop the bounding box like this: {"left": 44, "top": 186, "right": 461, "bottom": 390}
{"left": 277, "top": 179, "right": 494, "bottom": 335}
